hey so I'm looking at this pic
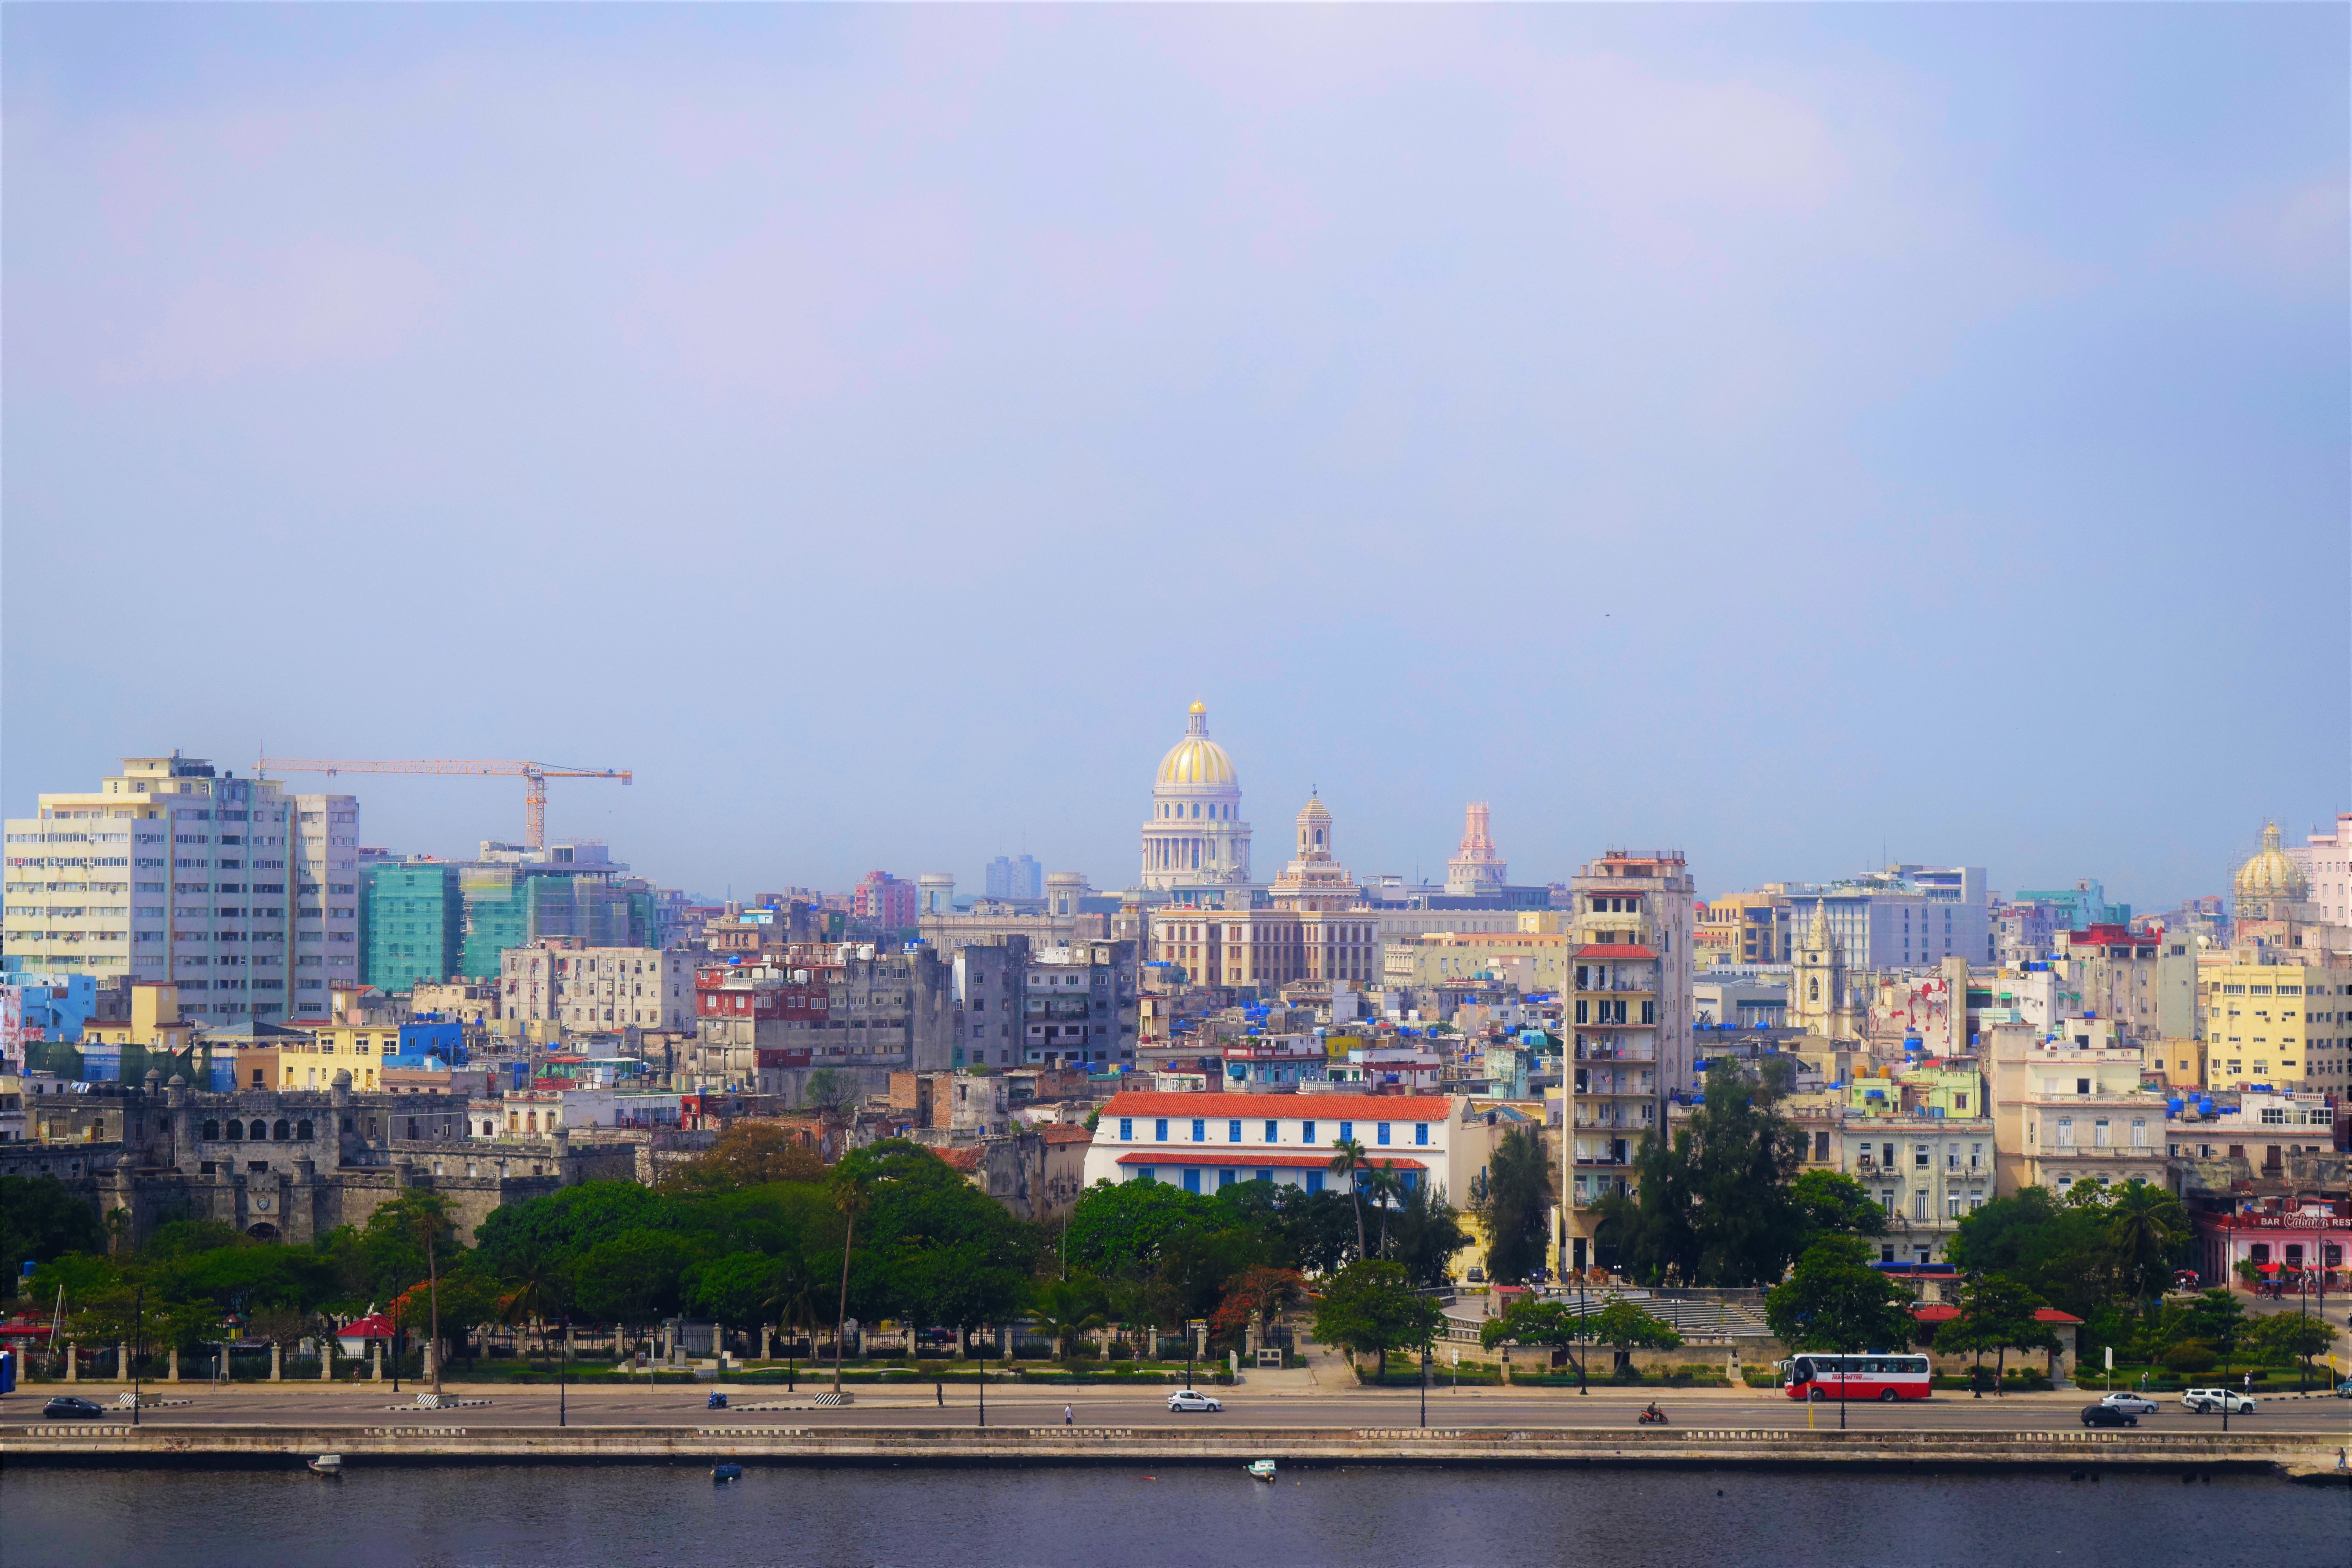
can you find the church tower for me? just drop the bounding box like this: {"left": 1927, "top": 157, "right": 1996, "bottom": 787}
{"left": 1792, "top": 899, "right": 1847, "bottom": 1038}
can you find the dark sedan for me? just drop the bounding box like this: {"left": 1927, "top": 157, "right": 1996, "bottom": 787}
{"left": 2080, "top": 1401, "right": 2138, "bottom": 1428}
{"left": 43, "top": 1396, "right": 107, "bottom": 1419}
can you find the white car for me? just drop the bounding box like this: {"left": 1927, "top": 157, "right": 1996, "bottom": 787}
{"left": 2099, "top": 1393, "right": 2160, "bottom": 1415}
{"left": 1167, "top": 1389, "right": 1223, "bottom": 1413}
{"left": 2180, "top": 1387, "right": 2258, "bottom": 1414}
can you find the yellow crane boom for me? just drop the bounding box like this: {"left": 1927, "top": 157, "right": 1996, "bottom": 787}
{"left": 254, "top": 758, "right": 632, "bottom": 849}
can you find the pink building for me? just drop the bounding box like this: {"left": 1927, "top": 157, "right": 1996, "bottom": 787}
{"left": 2194, "top": 1205, "right": 2352, "bottom": 1290}
{"left": 853, "top": 871, "right": 918, "bottom": 930}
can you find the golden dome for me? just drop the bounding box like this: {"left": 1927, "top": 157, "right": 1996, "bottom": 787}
{"left": 1157, "top": 703, "right": 1237, "bottom": 788}
{"left": 2234, "top": 822, "right": 2308, "bottom": 900}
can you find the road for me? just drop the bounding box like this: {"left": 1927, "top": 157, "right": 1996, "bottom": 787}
{"left": 16, "top": 1382, "right": 2350, "bottom": 1435}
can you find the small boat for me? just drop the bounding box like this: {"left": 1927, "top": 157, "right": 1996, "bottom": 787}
{"left": 1246, "top": 1459, "right": 1277, "bottom": 1483}
{"left": 712, "top": 1463, "right": 744, "bottom": 1485}
{"left": 307, "top": 1454, "right": 343, "bottom": 1475}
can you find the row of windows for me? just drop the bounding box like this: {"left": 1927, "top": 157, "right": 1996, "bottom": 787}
{"left": 1116, "top": 1116, "right": 1430, "bottom": 1147}
{"left": 1130, "top": 1166, "right": 1422, "bottom": 1195}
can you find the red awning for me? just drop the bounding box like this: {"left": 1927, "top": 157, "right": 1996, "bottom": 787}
{"left": 338, "top": 1313, "right": 396, "bottom": 1339}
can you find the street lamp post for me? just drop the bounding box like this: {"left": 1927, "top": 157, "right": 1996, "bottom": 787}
{"left": 130, "top": 1285, "right": 143, "bottom": 1428}
{"left": 1577, "top": 1279, "right": 1589, "bottom": 1396}
{"left": 559, "top": 1317, "right": 569, "bottom": 1428}
{"left": 1419, "top": 1345, "right": 1428, "bottom": 1429}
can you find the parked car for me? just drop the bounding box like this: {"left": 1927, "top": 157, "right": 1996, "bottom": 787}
{"left": 2335, "top": 1377, "right": 2352, "bottom": 1399}
{"left": 2098, "top": 1393, "right": 2159, "bottom": 1415}
{"left": 2180, "top": 1388, "right": 2258, "bottom": 1414}
{"left": 43, "top": 1396, "right": 105, "bottom": 1419}
{"left": 2079, "top": 1402, "right": 2138, "bottom": 1428}
{"left": 1167, "top": 1389, "right": 1223, "bottom": 1413}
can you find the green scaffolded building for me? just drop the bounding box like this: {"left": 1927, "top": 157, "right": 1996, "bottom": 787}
{"left": 457, "top": 862, "right": 656, "bottom": 980}
{"left": 360, "top": 861, "right": 465, "bottom": 994}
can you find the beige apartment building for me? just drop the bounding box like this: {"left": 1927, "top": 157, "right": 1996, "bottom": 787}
{"left": 500, "top": 940, "right": 698, "bottom": 1033}
{"left": 1987, "top": 1024, "right": 2168, "bottom": 1197}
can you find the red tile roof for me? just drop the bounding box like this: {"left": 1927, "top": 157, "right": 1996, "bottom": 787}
{"left": 1114, "top": 1151, "right": 1428, "bottom": 1171}
{"left": 935, "top": 1146, "right": 985, "bottom": 1172}
{"left": 1100, "top": 1091, "right": 1455, "bottom": 1121}
{"left": 1911, "top": 1304, "right": 2083, "bottom": 1325}
{"left": 1039, "top": 1124, "right": 1094, "bottom": 1145}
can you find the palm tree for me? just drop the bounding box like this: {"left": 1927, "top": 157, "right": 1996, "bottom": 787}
{"left": 1358, "top": 1164, "right": 1406, "bottom": 1258}
{"left": 1030, "top": 1277, "right": 1107, "bottom": 1361}
{"left": 2107, "top": 1180, "right": 2189, "bottom": 1308}
{"left": 830, "top": 1176, "right": 871, "bottom": 1394}
{"left": 498, "top": 1245, "right": 571, "bottom": 1371}
{"left": 1329, "top": 1137, "right": 1370, "bottom": 1260}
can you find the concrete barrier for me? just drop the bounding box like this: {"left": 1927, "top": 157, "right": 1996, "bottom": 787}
{"left": 1, "top": 1423, "right": 2338, "bottom": 1479}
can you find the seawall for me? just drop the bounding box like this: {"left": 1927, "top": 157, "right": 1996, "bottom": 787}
{"left": 5, "top": 1424, "right": 2344, "bottom": 1481}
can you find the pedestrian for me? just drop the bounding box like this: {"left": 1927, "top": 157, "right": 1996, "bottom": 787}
{"left": 1064, "top": 1403, "right": 1074, "bottom": 1426}
{"left": 936, "top": 1382, "right": 944, "bottom": 1407}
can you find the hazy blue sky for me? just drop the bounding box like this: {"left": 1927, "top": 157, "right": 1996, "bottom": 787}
{"left": 5, "top": 5, "right": 2345, "bottom": 910}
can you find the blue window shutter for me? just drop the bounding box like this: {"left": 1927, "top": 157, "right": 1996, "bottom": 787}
{"left": 1156, "top": 1119, "right": 1168, "bottom": 1141}
{"left": 1228, "top": 1119, "right": 1242, "bottom": 1143}
{"left": 1120, "top": 1118, "right": 1132, "bottom": 1140}
{"left": 1192, "top": 1118, "right": 1205, "bottom": 1142}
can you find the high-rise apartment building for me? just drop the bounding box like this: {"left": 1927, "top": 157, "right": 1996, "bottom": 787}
{"left": 3, "top": 753, "right": 356, "bottom": 1024}
{"left": 985, "top": 855, "right": 1044, "bottom": 902}
{"left": 1559, "top": 848, "right": 1694, "bottom": 1274}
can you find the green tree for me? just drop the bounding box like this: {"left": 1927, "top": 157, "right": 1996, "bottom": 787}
{"left": 2103, "top": 1180, "right": 2191, "bottom": 1305}
{"left": 2246, "top": 1312, "right": 2339, "bottom": 1389}
{"left": 828, "top": 1174, "right": 871, "bottom": 1392}
{"left": 1479, "top": 1298, "right": 1593, "bottom": 1379}
{"left": 1028, "top": 1275, "right": 1108, "bottom": 1360}
{"left": 1789, "top": 1169, "right": 1886, "bottom": 1243}
{"left": 1066, "top": 1180, "right": 1225, "bottom": 1277}
{"left": 1764, "top": 1236, "right": 1920, "bottom": 1426}
{"left": 1383, "top": 1180, "right": 1470, "bottom": 1289}
{"left": 570, "top": 1229, "right": 701, "bottom": 1330}
{"left": 1, "top": 1175, "right": 106, "bottom": 1281}
{"left": 1311, "top": 1258, "right": 1443, "bottom": 1380}
{"left": 373, "top": 1190, "right": 459, "bottom": 1393}
{"left": 1589, "top": 1297, "right": 1684, "bottom": 1378}
{"left": 1469, "top": 1126, "right": 1553, "bottom": 1285}
{"left": 496, "top": 1240, "right": 574, "bottom": 1368}
{"left": 2185, "top": 1289, "right": 2247, "bottom": 1383}
{"left": 1933, "top": 1274, "right": 2057, "bottom": 1396}
{"left": 1327, "top": 1138, "right": 1371, "bottom": 1261}
{"left": 1595, "top": 1062, "right": 1808, "bottom": 1287}
{"left": 1358, "top": 1163, "right": 1406, "bottom": 1258}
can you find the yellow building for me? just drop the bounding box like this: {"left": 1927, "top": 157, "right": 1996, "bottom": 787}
{"left": 270, "top": 1024, "right": 397, "bottom": 1091}
{"left": 1695, "top": 891, "right": 1789, "bottom": 967}
{"left": 2152, "top": 1036, "right": 2205, "bottom": 1091}
{"left": 78, "top": 982, "right": 198, "bottom": 1056}
{"left": 2198, "top": 960, "right": 2349, "bottom": 1095}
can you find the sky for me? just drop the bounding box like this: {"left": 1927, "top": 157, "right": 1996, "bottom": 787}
{"left": 4, "top": 5, "right": 2345, "bottom": 912}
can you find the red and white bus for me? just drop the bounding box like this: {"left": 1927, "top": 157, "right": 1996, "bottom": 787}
{"left": 1780, "top": 1353, "right": 1932, "bottom": 1401}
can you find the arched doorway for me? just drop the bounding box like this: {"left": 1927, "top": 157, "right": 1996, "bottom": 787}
{"left": 246, "top": 1222, "right": 281, "bottom": 1241}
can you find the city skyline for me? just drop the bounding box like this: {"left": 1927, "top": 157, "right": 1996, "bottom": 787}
{"left": 1, "top": 729, "right": 2332, "bottom": 918}
{"left": 4, "top": 7, "right": 2345, "bottom": 911}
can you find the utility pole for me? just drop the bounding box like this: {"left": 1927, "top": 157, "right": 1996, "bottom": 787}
{"left": 131, "top": 1285, "right": 143, "bottom": 1428}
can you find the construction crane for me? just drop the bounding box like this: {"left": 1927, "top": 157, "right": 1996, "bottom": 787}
{"left": 254, "top": 758, "right": 632, "bottom": 850}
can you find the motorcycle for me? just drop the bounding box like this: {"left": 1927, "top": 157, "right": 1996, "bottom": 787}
{"left": 1636, "top": 1406, "right": 1668, "bottom": 1426}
